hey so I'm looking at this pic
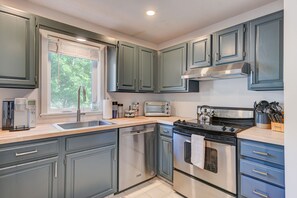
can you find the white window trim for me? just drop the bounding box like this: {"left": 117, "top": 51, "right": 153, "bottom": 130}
{"left": 39, "top": 29, "right": 106, "bottom": 117}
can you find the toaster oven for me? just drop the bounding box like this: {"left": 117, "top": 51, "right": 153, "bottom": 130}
{"left": 144, "top": 101, "right": 171, "bottom": 117}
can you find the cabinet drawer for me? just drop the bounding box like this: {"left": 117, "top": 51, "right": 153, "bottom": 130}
{"left": 240, "top": 140, "right": 284, "bottom": 165}
{"left": 240, "top": 159, "right": 284, "bottom": 187}
{"left": 241, "top": 175, "right": 285, "bottom": 198}
{"left": 0, "top": 140, "right": 59, "bottom": 166}
{"left": 159, "top": 125, "right": 173, "bottom": 137}
{"left": 66, "top": 130, "right": 117, "bottom": 152}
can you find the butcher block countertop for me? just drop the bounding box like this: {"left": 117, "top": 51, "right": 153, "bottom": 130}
{"left": 237, "top": 126, "right": 284, "bottom": 146}
{"left": 0, "top": 116, "right": 191, "bottom": 145}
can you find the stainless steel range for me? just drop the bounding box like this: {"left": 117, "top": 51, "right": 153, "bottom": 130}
{"left": 173, "top": 106, "right": 254, "bottom": 198}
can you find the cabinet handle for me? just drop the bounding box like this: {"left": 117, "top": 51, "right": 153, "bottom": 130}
{"left": 113, "top": 150, "right": 117, "bottom": 161}
{"left": 168, "top": 143, "right": 172, "bottom": 154}
{"left": 252, "top": 169, "right": 268, "bottom": 176}
{"left": 54, "top": 161, "right": 58, "bottom": 178}
{"left": 134, "top": 79, "right": 136, "bottom": 88}
{"left": 163, "top": 130, "right": 169, "bottom": 133}
{"left": 253, "top": 190, "right": 269, "bottom": 198}
{"left": 15, "top": 149, "right": 38, "bottom": 157}
{"left": 253, "top": 150, "right": 269, "bottom": 156}
{"left": 208, "top": 54, "right": 211, "bottom": 63}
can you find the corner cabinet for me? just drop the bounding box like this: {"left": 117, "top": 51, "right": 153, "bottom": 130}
{"left": 188, "top": 35, "right": 212, "bottom": 68}
{"left": 158, "top": 124, "right": 173, "bottom": 182}
{"left": 213, "top": 24, "right": 246, "bottom": 65}
{"left": 159, "top": 43, "right": 199, "bottom": 92}
{"left": 0, "top": 6, "right": 36, "bottom": 88}
{"left": 108, "top": 42, "right": 156, "bottom": 92}
{"left": 248, "top": 11, "right": 284, "bottom": 91}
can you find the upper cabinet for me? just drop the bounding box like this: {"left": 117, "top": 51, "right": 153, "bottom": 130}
{"left": 107, "top": 41, "right": 156, "bottom": 92}
{"left": 117, "top": 41, "right": 138, "bottom": 91}
{"left": 213, "top": 24, "right": 246, "bottom": 65}
{"left": 159, "top": 43, "right": 199, "bottom": 92}
{"left": 138, "top": 47, "right": 156, "bottom": 92}
{"left": 188, "top": 35, "right": 212, "bottom": 68}
{"left": 248, "top": 11, "right": 284, "bottom": 91}
{"left": 0, "top": 6, "right": 36, "bottom": 88}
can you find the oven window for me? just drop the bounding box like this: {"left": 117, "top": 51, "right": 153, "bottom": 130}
{"left": 146, "top": 105, "right": 165, "bottom": 113}
{"left": 184, "top": 142, "right": 218, "bottom": 173}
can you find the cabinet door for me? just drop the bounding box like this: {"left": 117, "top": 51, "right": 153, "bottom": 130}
{"left": 117, "top": 41, "right": 138, "bottom": 91}
{"left": 188, "top": 35, "right": 212, "bottom": 68}
{"left": 65, "top": 145, "right": 117, "bottom": 198}
{"left": 138, "top": 47, "right": 156, "bottom": 92}
{"left": 214, "top": 24, "right": 245, "bottom": 65}
{"left": 0, "top": 157, "right": 58, "bottom": 198}
{"left": 248, "top": 12, "right": 283, "bottom": 91}
{"left": 158, "top": 135, "right": 173, "bottom": 182}
{"left": 159, "top": 43, "right": 188, "bottom": 92}
{"left": 0, "top": 6, "right": 36, "bottom": 88}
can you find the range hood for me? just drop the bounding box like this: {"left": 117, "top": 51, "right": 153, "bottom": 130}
{"left": 181, "top": 62, "right": 251, "bottom": 81}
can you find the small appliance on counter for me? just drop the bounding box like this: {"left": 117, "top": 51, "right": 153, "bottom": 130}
{"left": 144, "top": 101, "right": 170, "bottom": 117}
{"left": 2, "top": 98, "right": 36, "bottom": 131}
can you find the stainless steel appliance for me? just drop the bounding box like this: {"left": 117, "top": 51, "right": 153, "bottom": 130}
{"left": 118, "top": 124, "right": 156, "bottom": 191}
{"left": 2, "top": 98, "right": 36, "bottom": 131}
{"left": 173, "top": 106, "right": 254, "bottom": 198}
{"left": 144, "top": 101, "right": 170, "bottom": 117}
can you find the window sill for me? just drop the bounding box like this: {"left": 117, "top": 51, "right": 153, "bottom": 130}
{"left": 40, "top": 111, "right": 102, "bottom": 118}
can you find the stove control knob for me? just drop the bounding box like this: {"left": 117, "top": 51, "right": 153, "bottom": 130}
{"left": 230, "top": 127, "right": 235, "bottom": 132}
{"left": 222, "top": 126, "right": 227, "bottom": 131}
{"left": 177, "top": 119, "right": 181, "bottom": 122}
{"left": 182, "top": 120, "right": 186, "bottom": 123}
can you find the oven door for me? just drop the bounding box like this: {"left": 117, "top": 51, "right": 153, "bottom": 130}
{"left": 173, "top": 132, "right": 236, "bottom": 194}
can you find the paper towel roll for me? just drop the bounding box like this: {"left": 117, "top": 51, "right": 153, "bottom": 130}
{"left": 103, "top": 99, "right": 112, "bottom": 119}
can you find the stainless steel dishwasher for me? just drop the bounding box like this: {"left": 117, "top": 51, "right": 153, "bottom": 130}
{"left": 118, "top": 124, "right": 156, "bottom": 191}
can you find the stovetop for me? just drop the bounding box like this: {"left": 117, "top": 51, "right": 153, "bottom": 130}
{"left": 174, "top": 118, "right": 254, "bottom": 136}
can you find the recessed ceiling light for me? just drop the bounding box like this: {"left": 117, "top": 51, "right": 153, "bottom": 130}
{"left": 146, "top": 10, "right": 155, "bottom": 16}
{"left": 76, "top": 38, "right": 86, "bottom": 42}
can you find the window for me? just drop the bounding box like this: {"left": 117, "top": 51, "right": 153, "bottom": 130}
{"left": 40, "top": 29, "right": 105, "bottom": 115}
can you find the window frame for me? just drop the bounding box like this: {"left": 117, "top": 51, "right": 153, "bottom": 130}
{"left": 39, "top": 29, "right": 106, "bottom": 116}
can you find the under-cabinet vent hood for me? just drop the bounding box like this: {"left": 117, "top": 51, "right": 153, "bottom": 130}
{"left": 181, "top": 62, "right": 250, "bottom": 81}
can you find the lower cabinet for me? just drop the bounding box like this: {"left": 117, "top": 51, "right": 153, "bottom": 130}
{"left": 238, "top": 139, "right": 285, "bottom": 198}
{"left": 0, "top": 157, "right": 58, "bottom": 198}
{"left": 158, "top": 124, "right": 173, "bottom": 182}
{"left": 65, "top": 145, "right": 117, "bottom": 198}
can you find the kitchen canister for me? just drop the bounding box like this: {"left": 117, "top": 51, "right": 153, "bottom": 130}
{"left": 103, "top": 99, "right": 112, "bottom": 119}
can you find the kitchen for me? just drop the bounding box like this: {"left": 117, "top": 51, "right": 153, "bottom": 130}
{"left": 0, "top": 0, "right": 295, "bottom": 197}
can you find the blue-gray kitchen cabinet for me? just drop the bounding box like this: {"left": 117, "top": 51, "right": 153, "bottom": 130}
{"left": 0, "top": 6, "right": 36, "bottom": 88}
{"left": 188, "top": 35, "right": 212, "bottom": 68}
{"left": 138, "top": 46, "right": 156, "bottom": 92}
{"left": 64, "top": 130, "right": 118, "bottom": 198}
{"left": 0, "top": 139, "right": 59, "bottom": 198}
{"left": 117, "top": 41, "right": 138, "bottom": 91}
{"left": 158, "top": 124, "right": 173, "bottom": 182}
{"left": 213, "top": 24, "right": 246, "bottom": 65}
{"left": 65, "top": 145, "right": 117, "bottom": 198}
{"left": 248, "top": 11, "right": 284, "bottom": 91}
{"left": 159, "top": 43, "right": 199, "bottom": 92}
{"left": 238, "top": 139, "right": 285, "bottom": 198}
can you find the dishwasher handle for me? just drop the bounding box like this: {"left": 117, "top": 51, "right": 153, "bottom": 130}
{"left": 129, "top": 128, "right": 155, "bottom": 135}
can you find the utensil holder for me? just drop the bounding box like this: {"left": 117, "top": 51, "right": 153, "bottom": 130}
{"left": 255, "top": 112, "right": 271, "bottom": 129}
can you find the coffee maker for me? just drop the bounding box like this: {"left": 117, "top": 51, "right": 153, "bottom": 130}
{"left": 2, "top": 98, "right": 36, "bottom": 131}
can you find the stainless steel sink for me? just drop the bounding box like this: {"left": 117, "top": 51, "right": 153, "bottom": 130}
{"left": 54, "top": 120, "right": 113, "bottom": 130}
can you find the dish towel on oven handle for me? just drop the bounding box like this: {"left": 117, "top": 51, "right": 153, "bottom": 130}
{"left": 191, "top": 134, "right": 205, "bottom": 169}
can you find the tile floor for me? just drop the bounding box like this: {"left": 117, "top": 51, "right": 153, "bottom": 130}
{"left": 109, "top": 177, "right": 183, "bottom": 198}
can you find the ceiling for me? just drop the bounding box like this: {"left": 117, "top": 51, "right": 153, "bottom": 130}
{"left": 27, "top": 0, "right": 277, "bottom": 44}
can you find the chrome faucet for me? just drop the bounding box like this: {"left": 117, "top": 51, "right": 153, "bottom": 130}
{"left": 77, "top": 86, "right": 86, "bottom": 122}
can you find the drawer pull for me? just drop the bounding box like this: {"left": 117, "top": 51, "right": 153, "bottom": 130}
{"left": 163, "top": 130, "right": 169, "bottom": 133}
{"left": 15, "top": 149, "right": 38, "bottom": 157}
{"left": 253, "top": 151, "right": 269, "bottom": 156}
{"left": 253, "top": 190, "right": 269, "bottom": 198}
{"left": 54, "top": 161, "right": 58, "bottom": 178}
{"left": 252, "top": 169, "right": 268, "bottom": 176}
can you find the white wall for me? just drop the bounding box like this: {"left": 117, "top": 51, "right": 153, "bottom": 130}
{"left": 110, "top": 78, "right": 284, "bottom": 118}
{"left": 284, "top": 0, "right": 297, "bottom": 197}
